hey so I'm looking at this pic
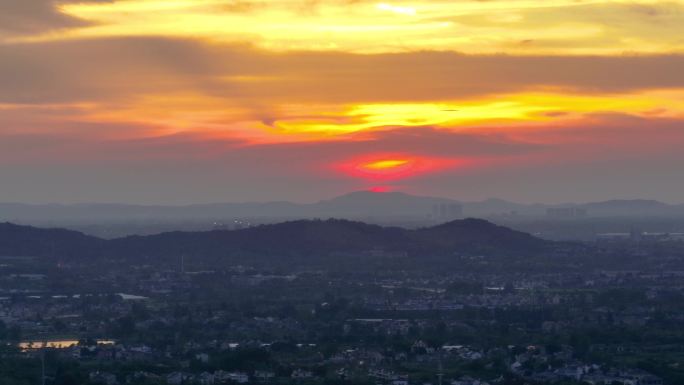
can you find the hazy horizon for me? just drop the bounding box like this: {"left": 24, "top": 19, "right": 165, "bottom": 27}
{"left": 0, "top": 189, "right": 682, "bottom": 207}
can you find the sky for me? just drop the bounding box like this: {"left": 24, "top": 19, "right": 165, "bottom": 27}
{"left": 1, "top": 0, "right": 683, "bottom": 204}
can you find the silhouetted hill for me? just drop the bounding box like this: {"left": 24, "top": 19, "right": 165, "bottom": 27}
{"left": 0, "top": 219, "right": 548, "bottom": 262}
{"left": 0, "top": 222, "right": 103, "bottom": 258}
{"left": 108, "top": 219, "right": 412, "bottom": 259}
{"left": 413, "top": 218, "right": 546, "bottom": 254}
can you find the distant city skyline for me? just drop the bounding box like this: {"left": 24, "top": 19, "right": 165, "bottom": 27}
{"left": 1, "top": 1, "right": 683, "bottom": 204}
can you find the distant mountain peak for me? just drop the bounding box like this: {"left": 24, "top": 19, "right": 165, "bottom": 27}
{"left": 585, "top": 199, "right": 667, "bottom": 206}
{"left": 321, "top": 190, "right": 434, "bottom": 202}
{"left": 424, "top": 217, "right": 526, "bottom": 234}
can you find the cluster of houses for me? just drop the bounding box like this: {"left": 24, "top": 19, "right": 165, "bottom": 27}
{"left": 79, "top": 341, "right": 662, "bottom": 385}
{"left": 90, "top": 369, "right": 299, "bottom": 385}
{"left": 510, "top": 346, "right": 664, "bottom": 385}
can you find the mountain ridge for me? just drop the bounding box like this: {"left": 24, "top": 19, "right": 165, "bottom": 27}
{"left": 0, "top": 218, "right": 549, "bottom": 261}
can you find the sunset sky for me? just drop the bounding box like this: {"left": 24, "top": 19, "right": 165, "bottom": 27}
{"left": 1, "top": 0, "right": 683, "bottom": 204}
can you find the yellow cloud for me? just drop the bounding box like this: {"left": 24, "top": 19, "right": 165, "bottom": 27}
{"left": 376, "top": 3, "right": 417, "bottom": 16}
{"left": 268, "top": 90, "right": 684, "bottom": 137}
{"left": 3, "top": 0, "right": 680, "bottom": 55}
{"left": 71, "top": 88, "right": 684, "bottom": 142}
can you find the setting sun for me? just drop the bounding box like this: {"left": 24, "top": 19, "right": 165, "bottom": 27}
{"left": 361, "top": 159, "right": 411, "bottom": 170}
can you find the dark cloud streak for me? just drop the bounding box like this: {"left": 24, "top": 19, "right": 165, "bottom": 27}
{"left": 1, "top": 37, "right": 684, "bottom": 104}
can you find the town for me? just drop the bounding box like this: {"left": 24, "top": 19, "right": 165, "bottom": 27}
{"left": 1, "top": 224, "right": 683, "bottom": 385}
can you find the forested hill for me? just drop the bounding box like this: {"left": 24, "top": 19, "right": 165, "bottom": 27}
{"left": 0, "top": 218, "right": 550, "bottom": 261}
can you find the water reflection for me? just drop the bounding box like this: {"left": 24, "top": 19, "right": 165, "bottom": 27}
{"left": 18, "top": 339, "right": 115, "bottom": 350}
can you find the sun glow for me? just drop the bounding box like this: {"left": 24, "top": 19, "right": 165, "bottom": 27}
{"left": 337, "top": 155, "right": 462, "bottom": 182}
